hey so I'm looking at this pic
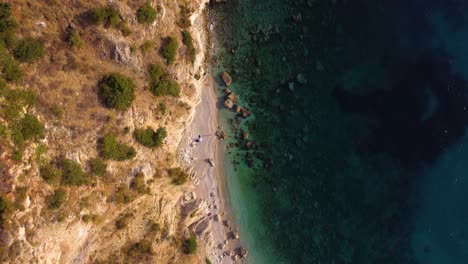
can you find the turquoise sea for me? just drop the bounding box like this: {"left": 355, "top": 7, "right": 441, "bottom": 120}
{"left": 210, "top": 0, "right": 468, "bottom": 263}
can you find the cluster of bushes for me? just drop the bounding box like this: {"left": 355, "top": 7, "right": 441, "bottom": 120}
{"left": 91, "top": 6, "right": 120, "bottom": 27}
{"left": 161, "top": 36, "right": 178, "bottom": 65}
{"left": 148, "top": 64, "right": 180, "bottom": 97}
{"left": 98, "top": 73, "right": 136, "bottom": 110}
{"left": 40, "top": 158, "right": 92, "bottom": 186}
{"left": 98, "top": 133, "right": 136, "bottom": 161}
{"left": 167, "top": 167, "right": 188, "bottom": 185}
{"left": 124, "top": 240, "right": 154, "bottom": 262}
{"left": 134, "top": 127, "right": 167, "bottom": 148}
{"left": 182, "top": 30, "right": 196, "bottom": 64}
{"left": 136, "top": 3, "right": 158, "bottom": 24}
{"left": 114, "top": 185, "right": 134, "bottom": 204}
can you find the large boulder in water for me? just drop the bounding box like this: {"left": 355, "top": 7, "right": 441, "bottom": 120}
{"left": 221, "top": 71, "right": 232, "bottom": 86}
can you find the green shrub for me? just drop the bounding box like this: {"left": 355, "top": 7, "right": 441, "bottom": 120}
{"left": 68, "top": 31, "right": 83, "bottom": 48}
{"left": 148, "top": 64, "right": 180, "bottom": 97}
{"left": 114, "top": 185, "right": 133, "bottom": 204}
{"left": 116, "top": 212, "right": 133, "bottom": 229}
{"left": 3, "top": 58, "right": 22, "bottom": 82}
{"left": 13, "top": 186, "right": 27, "bottom": 210}
{"left": 126, "top": 240, "right": 154, "bottom": 259}
{"left": 0, "top": 197, "right": 13, "bottom": 229}
{"left": 136, "top": 3, "right": 158, "bottom": 24}
{"left": 51, "top": 104, "right": 64, "bottom": 119}
{"left": 49, "top": 188, "right": 66, "bottom": 209}
{"left": 157, "top": 103, "right": 167, "bottom": 114}
{"left": 99, "top": 133, "right": 136, "bottom": 161}
{"left": 130, "top": 173, "right": 147, "bottom": 194}
{"left": 40, "top": 163, "right": 62, "bottom": 185}
{"left": 60, "top": 158, "right": 88, "bottom": 186}
{"left": 14, "top": 38, "right": 44, "bottom": 62}
{"left": 20, "top": 114, "right": 44, "bottom": 140}
{"left": 119, "top": 20, "right": 132, "bottom": 37}
{"left": 82, "top": 214, "right": 98, "bottom": 223}
{"left": 140, "top": 41, "right": 153, "bottom": 54}
{"left": 91, "top": 6, "right": 120, "bottom": 27}
{"left": 182, "top": 30, "right": 196, "bottom": 64}
{"left": 167, "top": 167, "right": 188, "bottom": 185}
{"left": 2, "top": 89, "right": 37, "bottom": 121}
{"left": 98, "top": 73, "right": 136, "bottom": 111}
{"left": 183, "top": 233, "right": 197, "bottom": 254}
{"left": 0, "top": 30, "right": 18, "bottom": 50}
{"left": 161, "top": 36, "right": 178, "bottom": 65}
{"left": 134, "top": 127, "right": 167, "bottom": 148}
{"left": 0, "top": 3, "right": 17, "bottom": 33}
{"left": 88, "top": 157, "right": 107, "bottom": 176}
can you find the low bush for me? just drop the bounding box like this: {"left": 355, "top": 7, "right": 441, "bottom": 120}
{"left": 161, "top": 36, "right": 178, "bottom": 65}
{"left": 148, "top": 64, "right": 180, "bottom": 97}
{"left": 140, "top": 41, "right": 153, "bottom": 54}
{"left": 88, "top": 157, "right": 107, "bottom": 176}
{"left": 134, "top": 127, "right": 167, "bottom": 148}
{"left": 0, "top": 3, "right": 17, "bottom": 33}
{"left": 178, "top": 5, "right": 192, "bottom": 29}
{"left": 48, "top": 188, "right": 67, "bottom": 209}
{"left": 40, "top": 163, "right": 62, "bottom": 185}
{"left": 125, "top": 240, "right": 154, "bottom": 260}
{"left": 114, "top": 185, "right": 133, "bottom": 204}
{"left": 14, "top": 38, "right": 44, "bottom": 62}
{"left": 119, "top": 20, "right": 132, "bottom": 37}
{"left": 60, "top": 158, "right": 88, "bottom": 186}
{"left": 0, "top": 197, "right": 13, "bottom": 229}
{"left": 130, "top": 173, "right": 147, "bottom": 194}
{"left": 116, "top": 212, "right": 133, "bottom": 229}
{"left": 98, "top": 73, "right": 135, "bottom": 111}
{"left": 182, "top": 30, "right": 196, "bottom": 64}
{"left": 167, "top": 167, "right": 188, "bottom": 185}
{"left": 183, "top": 233, "right": 197, "bottom": 254}
{"left": 99, "top": 133, "right": 136, "bottom": 161}
{"left": 157, "top": 103, "right": 167, "bottom": 114}
{"left": 136, "top": 3, "right": 158, "bottom": 24}
{"left": 3, "top": 58, "right": 22, "bottom": 83}
{"left": 91, "top": 6, "right": 120, "bottom": 27}
{"left": 10, "top": 114, "right": 44, "bottom": 147}
{"left": 68, "top": 31, "right": 83, "bottom": 48}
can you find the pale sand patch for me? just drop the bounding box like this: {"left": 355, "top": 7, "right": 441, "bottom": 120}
{"left": 178, "top": 75, "right": 243, "bottom": 264}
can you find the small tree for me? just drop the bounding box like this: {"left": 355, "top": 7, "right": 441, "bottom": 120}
{"left": 136, "top": 3, "right": 158, "bottom": 24}
{"left": 14, "top": 38, "right": 44, "bottom": 62}
{"left": 161, "top": 36, "right": 178, "bottom": 65}
{"left": 134, "top": 127, "right": 167, "bottom": 148}
{"left": 148, "top": 64, "right": 180, "bottom": 97}
{"left": 98, "top": 73, "right": 136, "bottom": 110}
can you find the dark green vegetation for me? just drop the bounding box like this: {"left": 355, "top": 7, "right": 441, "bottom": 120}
{"left": 0, "top": 3, "right": 17, "bottom": 33}
{"left": 88, "top": 157, "right": 107, "bottom": 176}
{"left": 134, "top": 127, "right": 167, "bottom": 148}
{"left": 167, "top": 167, "right": 188, "bottom": 185}
{"left": 91, "top": 6, "right": 120, "bottom": 27}
{"left": 98, "top": 73, "right": 136, "bottom": 110}
{"left": 183, "top": 233, "right": 197, "bottom": 254}
{"left": 0, "top": 197, "right": 13, "bottom": 229}
{"left": 99, "top": 133, "right": 136, "bottom": 161}
{"left": 48, "top": 188, "right": 67, "bottom": 209}
{"left": 161, "top": 36, "right": 178, "bottom": 65}
{"left": 13, "top": 38, "right": 44, "bottom": 62}
{"left": 136, "top": 3, "right": 158, "bottom": 24}
{"left": 148, "top": 64, "right": 180, "bottom": 97}
{"left": 40, "top": 163, "right": 62, "bottom": 185}
{"left": 182, "top": 30, "right": 195, "bottom": 64}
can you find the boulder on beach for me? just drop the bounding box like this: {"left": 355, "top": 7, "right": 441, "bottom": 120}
{"left": 239, "top": 247, "right": 249, "bottom": 258}
{"left": 224, "top": 99, "right": 234, "bottom": 109}
{"left": 221, "top": 71, "right": 232, "bottom": 86}
{"left": 225, "top": 88, "right": 232, "bottom": 94}
{"left": 235, "top": 105, "right": 242, "bottom": 113}
{"left": 208, "top": 158, "right": 215, "bottom": 167}
{"left": 228, "top": 93, "right": 238, "bottom": 103}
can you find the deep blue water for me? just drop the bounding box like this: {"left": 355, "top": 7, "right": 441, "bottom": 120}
{"left": 210, "top": 0, "right": 468, "bottom": 263}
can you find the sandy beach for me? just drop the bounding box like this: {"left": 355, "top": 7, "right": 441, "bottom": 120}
{"left": 178, "top": 75, "right": 243, "bottom": 263}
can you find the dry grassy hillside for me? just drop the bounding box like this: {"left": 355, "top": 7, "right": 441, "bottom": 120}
{"left": 0, "top": 0, "right": 210, "bottom": 263}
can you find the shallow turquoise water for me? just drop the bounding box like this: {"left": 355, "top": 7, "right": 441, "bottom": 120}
{"left": 210, "top": 0, "right": 468, "bottom": 263}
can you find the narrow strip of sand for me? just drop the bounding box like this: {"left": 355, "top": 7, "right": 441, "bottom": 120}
{"left": 178, "top": 75, "right": 242, "bottom": 263}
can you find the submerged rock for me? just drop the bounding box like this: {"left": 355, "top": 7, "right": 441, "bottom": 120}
{"left": 241, "top": 108, "right": 251, "bottom": 118}
{"left": 221, "top": 71, "right": 232, "bottom": 86}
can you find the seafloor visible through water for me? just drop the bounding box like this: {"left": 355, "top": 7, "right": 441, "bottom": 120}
{"left": 210, "top": 0, "right": 468, "bottom": 263}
